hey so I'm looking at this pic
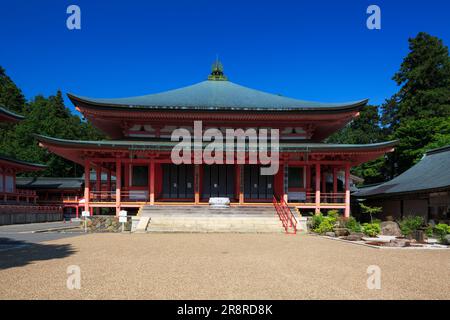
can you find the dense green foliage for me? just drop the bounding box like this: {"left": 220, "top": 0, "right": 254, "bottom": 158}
{"left": 345, "top": 216, "right": 362, "bottom": 233}
{"left": 312, "top": 210, "right": 339, "bottom": 234}
{"left": 433, "top": 223, "right": 450, "bottom": 243}
{"left": 361, "top": 222, "right": 381, "bottom": 237}
{"left": 329, "top": 32, "right": 450, "bottom": 184}
{"left": 359, "top": 203, "right": 382, "bottom": 223}
{"left": 399, "top": 216, "right": 424, "bottom": 237}
{"left": 0, "top": 68, "right": 104, "bottom": 177}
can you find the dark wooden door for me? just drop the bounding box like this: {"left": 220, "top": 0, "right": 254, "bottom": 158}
{"left": 244, "top": 165, "right": 274, "bottom": 200}
{"left": 202, "top": 165, "right": 235, "bottom": 198}
{"left": 162, "top": 164, "right": 194, "bottom": 199}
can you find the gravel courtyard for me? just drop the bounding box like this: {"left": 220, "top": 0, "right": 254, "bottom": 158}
{"left": 0, "top": 233, "right": 449, "bottom": 300}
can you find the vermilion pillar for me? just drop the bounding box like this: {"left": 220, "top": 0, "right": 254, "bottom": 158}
{"left": 315, "top": 163, "right": 321, "bottom": 214}
{"left": 96, "top": 164, "right": 101, "bottom": 215}
{"left": 115, "top": 159, "right": 122, "bottom": 216}
{"left": 333, "top": 167, "right": 338, "bottom": 194}
{"left": 344, "top": 164, "right": 350, "bottom": 218}
{"left": 305, "top": 166, "right": 311, "bottom": 202}
{"left": 237, "top": 164, "right": 244, "bottom": 204}
{"left": 84, "top": 160, "right": 90, "bottom": 213}
{"left": 194, "top": 164, "right": 200, "bottom": 204}
{"left": 107, "top": 169, "right": 111, "bottom": 194}
{"left": 149, "top": 160, "right": 155, "bottom": 205}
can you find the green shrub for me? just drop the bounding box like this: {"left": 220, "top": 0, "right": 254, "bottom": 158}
{"left": 314, "top": 219, "right": 334, "bottom": 234}
{"left": 310, "top": 213, "right": 324, "bottom": 230}
{"left": 345, "top": 217, "right": 362, "bottom": 233}
{"left": 434, "top": 223, "right": 450, "bottom": 243}
{"left": 399, "top": 216, "right": 424, "bottom": 236}
{"left": 326, "top": 210, "right": 339, "bottom": 220}
{"left": 362, "top": 222, "right": 381, "bottom": 237}
{"left": 425, "top": 225, "right": 434, "bottom": 237}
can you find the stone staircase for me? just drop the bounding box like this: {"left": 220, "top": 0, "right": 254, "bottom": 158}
{"left": 138, "top": 205, "right": 285, "bottom": 233}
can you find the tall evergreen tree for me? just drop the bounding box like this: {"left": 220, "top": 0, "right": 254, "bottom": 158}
{"left": 385, "top": 32, "right": 450, "bottom": 176}
{"left": 391, "top": 32, "right": 450, "bottom": 121}
{"left": 0, "top": 67, "right": 105, "bottom": 177}
{"left": 0, "top": 66, "right": 26, "bottom": 114}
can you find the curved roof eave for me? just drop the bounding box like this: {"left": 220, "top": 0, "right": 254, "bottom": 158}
{"left": 67, "top": 80, "right": 369, "bottom": 113}
{"left": 35, "top": 134, "right": 398, "bottom": 152}
{"left": 0, "top": 154, "right": 47, "bottom": 170}
{"left": 0, "top": 105, "right": 25, "bottom": 121}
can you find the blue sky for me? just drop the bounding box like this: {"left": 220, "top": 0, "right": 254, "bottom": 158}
{"left": 0, "top": 0, "right": 449, "bottom": 114}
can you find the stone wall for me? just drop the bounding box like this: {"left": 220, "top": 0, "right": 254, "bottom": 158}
{"left": 0, "top": 211, "right": 63, "bottom": 225}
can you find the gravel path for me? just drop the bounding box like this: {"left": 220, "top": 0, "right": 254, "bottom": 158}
{"left": 0, "top": 233, "right": 449, "bottom": 299}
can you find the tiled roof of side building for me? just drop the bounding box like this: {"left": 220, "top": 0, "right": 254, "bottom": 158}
{"left": 354, "top": 145, "right": 450, "bottom": 197}
{"left": 0, "top": 105, "right": 25, "bottom": 122}
{"left": 0, "top": 154, "right": 46, "bottom": 170}
{"left": 16, "top": 177, "right": 83, "bottom": 190}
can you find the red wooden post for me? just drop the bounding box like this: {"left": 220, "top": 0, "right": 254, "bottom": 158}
{"left": 237, "top": 164, "right": 244, "bottom": 204}
{"left": 194, "top": 164, "right": 200, "bottom": 204}
{"left": 344, "top": 164, "right": 350, "bottom": 218}
{"left": 115, "top": 159, "right": 122, "bottom": 216}
{"left": 76, "top": 206, "right": 79, "bottom": 219}
{"left": 84, "top": 160, "right": 90, "bottom": 213}
{"left": 107, "top": 169, "right": 111, "bottom": 194}
{"left": 305, "top": 165, "right": 311, "bottom": 201}
{"left": 96, "top": 164, "right": 101, "bottom": 215}
{"left": 149, "top": 160, "right": 155, "bottom": 205}
{"left": 315, "top": 163, "right": 321, "bottom": 214}
{"left": 333, "top": 167, "right": 338, "bottom": 194}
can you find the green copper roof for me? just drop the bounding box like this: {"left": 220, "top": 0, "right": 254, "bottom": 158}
{"left": 36, "top": 134, "right": 397, "bottom": 152}
{"left": 0, "top": 154, "right": 46, "bottom": 169}
{"left": 0, "top": 105, "right": 25, "bottom": 121}
{"left": 16, "top": 177, "right": 82, "bottom": 190}
{"left": 68, "top": 80, "right": 368, "bottom": 112}
{"left": 354, "top": 145, "right": 450, "bottom": 197}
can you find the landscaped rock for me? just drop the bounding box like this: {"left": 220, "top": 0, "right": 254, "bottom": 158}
{"left": 380, "top": 221, "right": 402, "bottom": 237}
{"left": 325, "top": 232, "right": 336, "bottom": 237}
{"left": 334, "top": 227, "right": 350, "bottom": 237}
{"left": 385, "top": 239, "right": 411, "bottom": 247}
{"left": 341, "top": 234, "right": 362, "bottom": 241}
{"left": 443, "top": 235, "right": 450, "bottom": 245}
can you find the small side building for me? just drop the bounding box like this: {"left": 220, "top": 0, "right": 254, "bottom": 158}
{"left": 354, "top": 145, "right": 450, "bottom": 223}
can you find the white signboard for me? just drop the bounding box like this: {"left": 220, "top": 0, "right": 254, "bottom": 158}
{"left": 119, "top": 210, "right": 128, "bottom": 217}
{"left": 119, "top": 216, "right": 127, "bottom": 223}
{"left": 81, "top": 211, "right": 90, "bottom": 217}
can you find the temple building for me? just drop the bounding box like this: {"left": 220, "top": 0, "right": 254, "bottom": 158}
{"left": 354, "top": 145, "right": 450, "bottom": 223}
{"left": 37, "top": 62, "right": 397, "bottom": 218}
{"left": 0, "top": 106, "right": 61, "bottom": 225}
{"left": 0, "top": 106, "right": 46, "bottom": 204}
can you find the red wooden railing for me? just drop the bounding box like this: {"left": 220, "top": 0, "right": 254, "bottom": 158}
{"left": 273, "top": 196, "right": 297, "bottom": 234}
{"left": 305, "top": 192, "right": 345, "bottom": 203}
{"left": 89, "top": 190, "right": 149, "bottom": 202}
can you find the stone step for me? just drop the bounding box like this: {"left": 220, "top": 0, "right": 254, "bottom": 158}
{"left": 140, "top": 204, "right": 285, "bottom": 234}
{"left": 147, "top": 226, "right": 285, "bottom": 233}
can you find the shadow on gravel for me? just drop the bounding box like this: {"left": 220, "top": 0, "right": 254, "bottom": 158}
{"left": 0, "top": 237, "right": 76, "bottom": 270}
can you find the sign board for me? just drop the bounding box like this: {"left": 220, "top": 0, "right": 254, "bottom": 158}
{"left": 81, "top": 211, "right": 90, "bottom": 217}
{"left": 119, "top": 216, "right": 127, "bottom": 223}
{"left": 119, "top": 210, "right": 128, "bottom": 217}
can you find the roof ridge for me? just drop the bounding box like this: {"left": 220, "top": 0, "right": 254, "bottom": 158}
{"left": 425, "top": 144, "right": 450, "bottom": 156}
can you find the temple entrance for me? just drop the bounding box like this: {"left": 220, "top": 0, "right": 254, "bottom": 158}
{"left": 244, "top": 165, "right": 274, "bottom": 200}
{"left": 162, "top": 164, "right": 194, "bottom": 199}
{"left": 202, "top": 165, "right": 235, "bottom": 198}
